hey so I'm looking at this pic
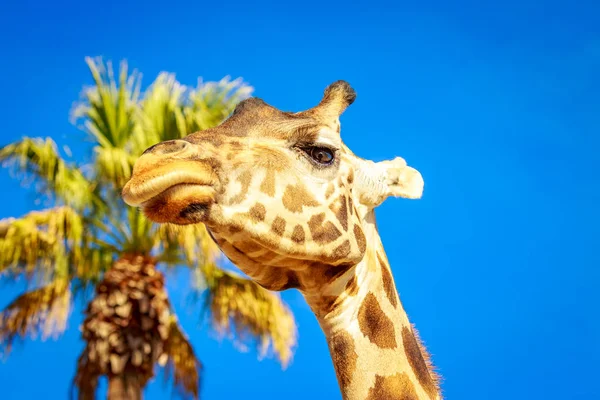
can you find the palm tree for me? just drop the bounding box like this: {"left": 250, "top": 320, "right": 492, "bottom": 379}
{"left": 0, "top": 58, "right": 297, "bottom": 399}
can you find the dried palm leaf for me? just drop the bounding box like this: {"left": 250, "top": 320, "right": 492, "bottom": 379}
{"left": 161, "top": 316, "right": 202, "bottom": 399}
{"left": 203, "top": 264, "right": 297, "bottom": 367}
{"left": 0, "top": 279, "right": 71, "bottom": 357}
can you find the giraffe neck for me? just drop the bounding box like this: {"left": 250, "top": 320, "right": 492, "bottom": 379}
{"left": 303, "top": 211, "right": 440, "bottom": 400}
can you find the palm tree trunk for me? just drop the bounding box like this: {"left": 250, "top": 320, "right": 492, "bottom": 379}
{"left": 108, "top": 375, "right": 142, "bottom": 400}
{"left": 75, "top": 255, "right": 172, "bottom": 399}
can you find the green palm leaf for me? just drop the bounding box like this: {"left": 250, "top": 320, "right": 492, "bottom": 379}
{"left": 71, "top": 57, "right": 141, "bottom": 149}
{"left": 70, "top": 57, "right": 141, "bottom": 188}
{"left": 133, "top": 72, "right": 188, "bottom": 151}
{"left": 1, "top": 57, "right": 297, "bottom": 399}
{"left": 0, "top": 137, "right": 95, "bottom": 210}
{"left": 0, "top": 207, "right": 84, "bottom": 281}
{"left": 184, "top": 76, "right": 253, "bottom": 132}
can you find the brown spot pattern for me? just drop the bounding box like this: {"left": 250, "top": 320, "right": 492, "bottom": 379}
{"left": 366, "top": 373, "right": 418, "bottom": 400}
{"left": 325, "top": 183, "right": 335, "bottom": 199}
{"left": 358, "top": 293, "right": 397, "bottom": 349}
{"left": 201, "top": 135, "right": 224, "bottom": 147}
{"left": 253, "top": 146, "right": 287, "bottom": 170}
{"left": 329, "top": 331, "right": 357, "bottom": 394}
{"left": 402, "top": 326, "right": 438, "bottom": 399}
{"left": 323, "top": 264, "right": 351, "bottom": 282}
{"left": 347, "top": 169, "right": 354, "bottom": 184}
{"left": 319, "top": 295, "right": 341, "bottom": 315}
{"left": 329, "top": 195, "right": 349, "bottom": 231}
{"left": 230, "top": 170, "right": 253, "bottom": 204}
{"left": 378, "top": 253, "right": 398, "bottom": 308}
{"left": 248, "top": 203, "right": 266, "bottom": 222}
{"left": 282, "top": 183, "right": 319, "bottom": 213}
{"left": 345, "top": 275, "right": 359, "bottom": 296}
{"left": 309, "top": 213, "right": 342, "bottom": 244}
{"left": 291, "top": 225, "right": 305, "bottom": 244}
{"left": 203, "top": 156, "right": 222, "bottom": 170}
{"left": 271, "top": 216, "right": 286, "bottom": 236}
{"left": 260, "top": 170, "right": 276, "bottom": 197}
{"left": 330, "top": 240, "right": 351, "bottom": 261}
{"left": 353, "top": 224, "right": 367, "bottom": 254}
{"left": 228, "top": 225, "right": 243, "bottom": 234}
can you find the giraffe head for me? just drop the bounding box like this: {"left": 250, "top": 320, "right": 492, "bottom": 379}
{"left": 122, "top": 81, "right": 423, "bottom": 291}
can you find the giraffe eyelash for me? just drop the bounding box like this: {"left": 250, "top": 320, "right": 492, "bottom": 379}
{"left": 294, "top": 143, "right": 339, "bottom": 170}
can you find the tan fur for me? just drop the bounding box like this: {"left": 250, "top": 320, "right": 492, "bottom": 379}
{"left": 122, "top": 81, "right": 439, "bottom": 400}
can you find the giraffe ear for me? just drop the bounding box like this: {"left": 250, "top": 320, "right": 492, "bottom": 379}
{"left": 354, "top": 157, "right": 424, "bottom": 208}
{"left": 380, "top": 157, "right": 424, "bottom": 200}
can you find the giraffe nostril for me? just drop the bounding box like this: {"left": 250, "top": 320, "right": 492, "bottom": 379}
{"left": 142, "top": 140, "right": 189, "bottom": 156}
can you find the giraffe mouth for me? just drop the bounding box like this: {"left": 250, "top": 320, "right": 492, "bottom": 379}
{"left": 122, "top": 161, "right": 218, "bottom": 224}
{"left": 139, "top": 183, "right": 216, "bottom": 224}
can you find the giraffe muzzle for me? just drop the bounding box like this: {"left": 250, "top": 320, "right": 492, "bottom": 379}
{"left": 122, "top": 155, "right": 219, "bottom": 225}
{"left": 139, "top": 182, "right": 216, "bottom": 225}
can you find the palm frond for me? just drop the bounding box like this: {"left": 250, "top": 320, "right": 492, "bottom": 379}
{"left": 117, "top": 207, "right": 154, "bottom": 256}
{"left": 183, "top": 76, "right": 253, "bottom": 132}
{"left": 71, "top": 246, "right": 116, "bottom": 288}
{"left": 0, "top": 207, "right": 84, "bottom": 281}
{"left": 0, "top": 279, "right": 71, "bottom": 358}
{"left": 152, "top": 223, "right": 221, "bottom": 268}
{"left": 0, "top": 56, "right": 299, "bottom": 398}
{"left": 93, "top": 145, "right": 136, "bottom": 189}
{"left": 70, "top": 57, "right": 141, "bottom": 188}
{"left": 162, "top": 316, "right": 202, "bottom": 400}
{"left": 131, "top": 72, "right": 188, "bottom": 153}
{"left": 202, "top": 264, "right": 297, "bottom": 367}
{"left": 0, "top": 137, "right": 94, "bottom": 209}
{"left": 71, "top": 57, "right": 141, "bottom": 149}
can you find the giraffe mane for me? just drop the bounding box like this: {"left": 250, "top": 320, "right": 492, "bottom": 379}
{"left": 411, "top": 323, "right": 442, "bottom": 392}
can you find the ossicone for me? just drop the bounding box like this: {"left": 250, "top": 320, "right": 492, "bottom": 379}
{"left": 302, "top": 80, "right": 357, "bottom": 122}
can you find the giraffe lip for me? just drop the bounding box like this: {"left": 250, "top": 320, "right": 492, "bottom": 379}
{"left": 138, "top": 183, "right": 216, "bottom": 225}
{"left": 122, "top": 164, "right": 217, "bottom": 206}
{"left": 142, "top": 183, "right": 215, "bottom": 206}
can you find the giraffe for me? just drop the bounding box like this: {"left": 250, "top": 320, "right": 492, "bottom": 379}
{"left": 122, "top": 81, "right": 440, "bottom": 400}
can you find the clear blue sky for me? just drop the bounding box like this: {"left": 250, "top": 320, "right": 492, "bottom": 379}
{"left": 1, "top": 1, "right": 599, "bottom": 399}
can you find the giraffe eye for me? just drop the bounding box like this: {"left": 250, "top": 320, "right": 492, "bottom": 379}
{"left": 304, "top": 146, "right": 335, "bottom": 165}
